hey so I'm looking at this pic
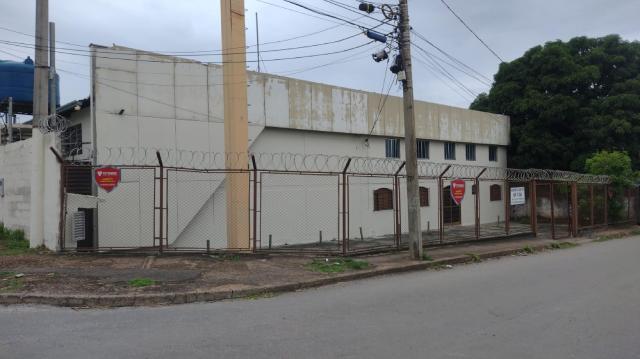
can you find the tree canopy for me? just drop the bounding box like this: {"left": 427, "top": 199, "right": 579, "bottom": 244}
{"left": 470, "top": 35, "right": 640, "bottom": 171}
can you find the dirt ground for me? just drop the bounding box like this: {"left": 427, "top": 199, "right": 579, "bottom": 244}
{"left": 1, "top": 226, "right": 638, "bottom": 297}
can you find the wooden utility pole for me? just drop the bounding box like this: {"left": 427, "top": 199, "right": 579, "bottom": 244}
{"left": 398, "top": 0, "right": 422, "bottom": 259}
{"left": 29, "top": 0, "right": 49, "bottom": 248}
{"left": 220, "top": 0, "right": 250, "bottom": 249}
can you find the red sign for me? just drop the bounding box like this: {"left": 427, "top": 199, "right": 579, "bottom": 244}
{"left": 95, "top": 167, "right": 121, "bottom": 192}
{"left": 450, "top": 179, "right": 466, "bottom": 205}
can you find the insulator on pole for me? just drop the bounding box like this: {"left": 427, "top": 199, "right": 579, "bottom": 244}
{"left": 358, "top": 3, "right": 375, "bottom": 13}
{"left": 366, "top": 30, "right": 387, "bottom": 43}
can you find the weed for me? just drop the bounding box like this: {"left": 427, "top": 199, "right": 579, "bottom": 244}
{"left": 522, "top": 245, "right": 536, "bottom": 254}
{"left": 0, "top": 271, "right": 16, "bottom": 277}
{"left": 422, "top": 254, "right": 433, "bottom": 261}
{"left": 244, "top": 292, "right": 276, "bottom": 300}
{"left": 595, "top": 234, "right": 623, "bottom": 242}
{"left": 128, "top": 278, "right": 156, "bottom": 287}
{"left": 0, "top": 278, "right": 24, "bottom": 292}
{"left": 466, "top": 253, "right": 482, "bottom": 262}
{"left": 0, "top": 223, "right": 31, "bottom": 256}
{"left": 549, "top": 242, "right": 579, "bottom": 250}
{"left": 306, "top": 258, "right": 370, "bottom": 273}
{"left": 630, "top": 229, "right": 640, "bottom": 236}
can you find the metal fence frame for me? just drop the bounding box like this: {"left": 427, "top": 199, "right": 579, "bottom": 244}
{"left": 59, "top": 149, "right": 634, "bottom": 255}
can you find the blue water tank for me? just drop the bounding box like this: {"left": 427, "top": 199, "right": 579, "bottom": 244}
{"left": 0, "top": 56, "right": 60, "bottom": 114}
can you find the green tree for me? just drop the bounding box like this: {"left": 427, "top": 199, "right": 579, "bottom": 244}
{"left": 471, "top": 35, "right": 640, "bottom": 171}
{"left": 585, "top": 150, "right": 638, "bottom": 221}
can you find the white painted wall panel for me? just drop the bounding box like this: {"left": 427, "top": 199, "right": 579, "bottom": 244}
{"left": 175, "top": 62, "right": 208, "bottom": 122}
{"left": 137, "top": 54, "right": 175, "bottom": 119}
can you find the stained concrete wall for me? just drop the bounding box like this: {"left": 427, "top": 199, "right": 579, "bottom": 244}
{"left": 87, "top": 44, "right": 511, "bottom": 250}
{"left": 0, "top": 133, "right": 61, "bottom": 249}
{"left": 0, "top": 139, "right": 32, "bottom": 237}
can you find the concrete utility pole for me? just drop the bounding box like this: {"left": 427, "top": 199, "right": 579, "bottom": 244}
{"left": 49, "top": 22, "right": 56, "bottom": 117}
{"left": 220, "top": 0, "right": 250, "bottom": 249}
{"left": 398, "top": 0, "right": 423, "bottom": 259}
{"left": 30, "top": 0, "right": 49, "bottom": 248}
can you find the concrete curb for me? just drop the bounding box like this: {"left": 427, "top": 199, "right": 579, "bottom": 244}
{"left": 0, "top": 243, "right": 554, "bottom": 308}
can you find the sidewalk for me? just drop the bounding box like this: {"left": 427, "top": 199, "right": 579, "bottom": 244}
{"left": 1, "top": 226, "right": 638, "bottom": 307}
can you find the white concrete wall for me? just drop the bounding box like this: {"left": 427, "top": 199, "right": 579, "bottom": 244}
{"left": 0, "top": 139, "right": 32, "bottom": 237}
{"left": 0, "top": 133, "right": 61, "bottom": 250}
{"left": 87, "top": 44, "right": 511, "bottom": 250}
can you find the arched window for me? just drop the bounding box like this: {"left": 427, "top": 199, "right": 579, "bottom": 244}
{"left": 373, "top": 188, "right": 393, "bottom": 211}
{"left": 419, "top": 187, "right": 429, "bottom": 207}
{"left": 490, "top": 184, "right": 502, "bottom": 201}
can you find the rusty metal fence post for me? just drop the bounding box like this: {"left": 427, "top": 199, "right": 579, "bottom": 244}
{"left": 474, "top": 168, "right": 487, "bottom": 241}
{"left": 341, "top": 158, "right": 351, "bottom": 255}
{"left": 437, "top": 166, "right": 451, "bottom": 244}
{"left": 251, "top": 155, "right": 258, "bottom": 252}
{"left": 504, "top": 179, "right": 511, "bottom": 235}
{"left": 394, "top": 162, "right": 406, "bottom": 249}
{"left": 156, "top": 151, "right": 164, "bottom": 254}
{"left": 530, "top": 180, "right": 537, "bottom": 236}
{"left": 571, "top": 182, "right": 578, "bottom": 237}
{"left": 604, "top": 184, "right": 609, "bottom": 227}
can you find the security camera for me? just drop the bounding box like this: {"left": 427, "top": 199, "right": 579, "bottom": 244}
{"left": 372, "top": 49, "right": 388, "bottom": 62}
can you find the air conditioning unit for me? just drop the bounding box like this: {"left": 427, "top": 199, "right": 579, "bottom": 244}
{"left": 71, "top": 211, "right": 85, "bottom": 242}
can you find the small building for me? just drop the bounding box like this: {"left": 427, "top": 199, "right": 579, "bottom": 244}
{"left": 1, "top": 45, "right": 515, "bottom": 252}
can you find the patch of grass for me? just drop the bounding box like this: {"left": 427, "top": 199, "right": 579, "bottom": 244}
{"left": 0, "top": 271, "right": 16, "bottom": 277}
{"left": 0, "top": 223, "right": 32, "bottom": 256}
{"left": 244, "top": 292, "right": 276, "bottom": 300}
{"left": 0, "top": 278, "right": 24, "bottom": 292}
{"left": 128, "top": 278, "right": 156, "bottom": 287}
{"left": 630, "top": 229, "right": 640, "bottom": 236}
{"left": 595, "top": 234, "right": 624, "bottom": 242}
{"left": 305, "top": 258, "right": 370, "bottom": 273}
{"left": 466, "top": 253, "right": 482, "bottom": 262}
{"left": 422, "top": 254, "right": 433, "bottom": 261}
{"left": 549, "top": 242, "right": 579, "bottom": 250}
{"left": 522, "top": 245, "right": 536, "bottom": 254}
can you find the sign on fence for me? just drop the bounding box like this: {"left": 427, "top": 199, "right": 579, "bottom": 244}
{"left": 450, "top": 179, "right": 466, "bottom": 205}
{"left": 510, "top": 187, "right": 526, "bottom": 205}
{"left": 95, "top": 167, "right": 120, "bottom": 192}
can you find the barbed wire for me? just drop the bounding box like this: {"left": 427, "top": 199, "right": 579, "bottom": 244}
{"left": 62, "top": 146, "right": 610, "bottom": 184}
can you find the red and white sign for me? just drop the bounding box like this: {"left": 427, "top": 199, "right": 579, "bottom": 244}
{"left": 450, "top": 179, "right": 466, "bottom": 205}
{"left": 95, "top": 167, "right": 121, "bottom": 192}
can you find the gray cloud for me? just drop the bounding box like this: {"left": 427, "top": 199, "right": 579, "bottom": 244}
{"left": 1, "top": 0, "right": 638, "bottom": 109}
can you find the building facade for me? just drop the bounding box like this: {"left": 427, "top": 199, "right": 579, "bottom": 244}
{"left": 53, "top": 45, "right": 511, "bottom": 251}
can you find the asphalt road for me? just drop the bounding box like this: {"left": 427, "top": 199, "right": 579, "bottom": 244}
{"left": 2, "top": 238, "right": 640, "bottom": 359}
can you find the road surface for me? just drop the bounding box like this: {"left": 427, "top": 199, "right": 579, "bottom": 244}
{"left": 2, "top": 237, "right": 640, "bottom": 358}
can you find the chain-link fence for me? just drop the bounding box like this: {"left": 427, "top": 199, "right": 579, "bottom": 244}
{"left": 60, "top": 149, "right": 631, "bottom": 254}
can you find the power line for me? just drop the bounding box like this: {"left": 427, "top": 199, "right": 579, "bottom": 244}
{"left": 412, "top": 55, "right": 473, "bottom": 102}
{"left": 320, "top": 0, "right": 396, "bottom": 29}
{"left": 438, "top": 0, "right": 504, "bottom": 62}
{"left": 0, "top": 38, "right": 376, "bottom": 64}
{"left": 411, "top": 41, "right": 490, "bottom": 87}
{"left": 411, "top": 30, "right": 492, "bottom": 83}
{"left": 413, "top": 48, "right": 478, "bottom": 98}
{"left": 0, "top": 16, "right": 363, "bottom": 55}
{"left": 0, "top": 30, "right": 367, "bottom": 58}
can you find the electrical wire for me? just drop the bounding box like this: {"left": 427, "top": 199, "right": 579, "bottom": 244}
{"left": 438, "top": 0, "right": 504, "bottom": 62}
{"left": 411, "top": 30, "right": 492, "bottom": 83}
{"left": 0, "top": 38, "right": 376, "bottom": 64}
{"left": 411, "top": 42, "right": 490, "bottom": 86}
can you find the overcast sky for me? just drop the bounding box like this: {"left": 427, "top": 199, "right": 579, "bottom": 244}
{"left": 1, "top": 0, "right": 639, "bottom": 109}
